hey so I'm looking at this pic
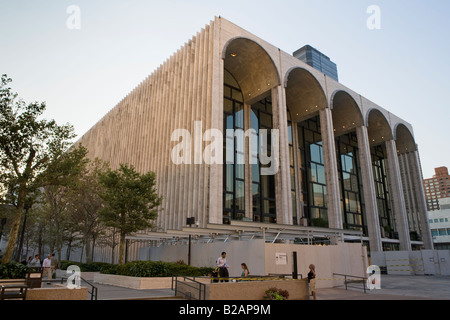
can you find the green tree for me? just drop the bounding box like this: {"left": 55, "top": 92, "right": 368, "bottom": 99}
{"left": 98, "top": 164, "right": 162, "bottom": 265}
{"left": 66, "top": 158, "right": 109, "bottom": 263}
{"left": 41, "top": 144, "right": 88, "bottom": 265}
{"left": 0, "top": 74, "right": 76, "bottom": 263}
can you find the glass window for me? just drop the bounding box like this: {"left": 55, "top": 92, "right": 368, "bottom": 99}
{"left": 298, "top": 116, "right": 328, "bottom": 228}
{"left": 310, "top": 144, "right": 321, "bottom": 164}
{"left": 251, "top": 97, "right": 276, "bottom": 223}
{"left": 223, "top": 69, "right": 245, "bottom": 221}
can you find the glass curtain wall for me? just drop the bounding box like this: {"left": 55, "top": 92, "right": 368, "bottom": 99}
{"left": 223, "top": 70, "right": 245, "bottom": 222}
{"left": 287, "top": 112, "right": 298, "bottom": 225}
{"left": 371, "top": 145, "right": 397, "bottom": 240}
{"left": 336, "top": 133, "right": 367, "bottom": 234}
{"left": 251, "top": 98, "right": 277, "bottom": 223}
{"left": 297, "top": 116, "right": 328, "bottom": 228}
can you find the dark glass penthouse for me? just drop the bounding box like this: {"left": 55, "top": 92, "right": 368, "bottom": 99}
{"left": 293, "top": 45, "right": 339, "bottom": 82}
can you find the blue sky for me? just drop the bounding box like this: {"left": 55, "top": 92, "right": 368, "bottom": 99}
{"left": 0, "top": 0, "right": 449, "bottom": 178}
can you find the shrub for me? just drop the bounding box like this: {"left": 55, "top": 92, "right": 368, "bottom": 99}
{"left": 59, "top": 261, "right": 115, "bottom": 273}
{"left": 263, "top": 287, "right": 289, "bottom": 300}
{"left": 0, "top": 263, "right": 30, "bottom": 280}
{"left": 99, "top": 260, "right": 213, "bottom": 278}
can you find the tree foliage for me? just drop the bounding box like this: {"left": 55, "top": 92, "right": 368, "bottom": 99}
{"left": 0, "top": 74, "right": 76, "bottom": 263}
{"left": 98, "top": 164, "right": 162, "bottom": 264}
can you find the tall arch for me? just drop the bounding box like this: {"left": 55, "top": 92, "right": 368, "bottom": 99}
{"left": 285, "top": 67, "right": 327, "bottom": 122}
{"left": 366, "top": 108, "right": 393, "bottom": 146}
{"left": 394, "top": 123, "right": 417, "bottom": 154}
{"left": 331, "top": 90, "right": 364, "bottom": 137}
{"left": 223, "top": 37, "right": 280, "bottom": 103}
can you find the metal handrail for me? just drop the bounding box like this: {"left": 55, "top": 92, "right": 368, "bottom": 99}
{"left": 61, "top": 276, "right": 98, "bottom": 300}
{"left": 333, "top": 273, "right": 368, "bottom": 293}
{"left": 268, "top": 273, "right": 304, "bottom": 280}
{"left": 172, "top": 275, "right": 206, "bottom": 300}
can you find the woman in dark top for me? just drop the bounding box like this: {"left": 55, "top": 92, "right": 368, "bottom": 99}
{"left": 307, "top": 264, "right": 317, "bottom": 300}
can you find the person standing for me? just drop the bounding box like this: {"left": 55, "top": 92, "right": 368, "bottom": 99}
{"left": 241, "top": 263, "right": 249, "bottom": 278}
{"left": 307, "top": 264, "right": 317, "bottom": 300}
{"left": 28, "top": 255, "right": 41, "bottom": 268}
{"left": 216, "top": 252, "right": 229, "bottom": 282}
{"left": 50, "top": 253, "right": 58, "bottom": 279}
{"left": 42, "top": 254, "right": 52, "bottom": 285}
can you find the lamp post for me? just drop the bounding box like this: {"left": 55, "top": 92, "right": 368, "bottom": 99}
{"left": 186, "top": 217, "right": 196, "bottom": 266}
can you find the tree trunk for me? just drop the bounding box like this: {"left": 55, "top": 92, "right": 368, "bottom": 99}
{"left": 66, "top": 238, "right": 72, "bottom": 261}
{"left": 1, "top": 204, "right": 23, "bottom": 263}
{"left": 85, "top": 237, "right": 92, "bottom": 264}
{"left": 111, "top": 228, "right": 116, "bottom": 264}
{"left": 16, "top": 207, "right": 29, "bottom": 262}
{"left": 118, "top": 232, "right": 126, "bottom": 265}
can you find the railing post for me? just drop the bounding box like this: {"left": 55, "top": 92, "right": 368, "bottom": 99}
{"left": 345, "top": 275, "right": 347, "bottom": 290}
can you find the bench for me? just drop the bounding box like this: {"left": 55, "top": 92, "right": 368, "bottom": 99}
{"left": 1, "top": 284, "right": 28, "bottom": 300}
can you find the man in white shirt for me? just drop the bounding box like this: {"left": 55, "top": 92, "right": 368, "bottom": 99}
{"left": 43, "top": 254, "right": 52, "bottom": 285}
{"left": 216, "top": 252, "right": 229, "bottom": 282}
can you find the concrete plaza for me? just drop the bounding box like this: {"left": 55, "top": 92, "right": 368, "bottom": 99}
{"left": 74, "top": 274, "right": 450, "bottom": 300}
{"left": 317, "top": 275, "right": 450, "bottom": 300}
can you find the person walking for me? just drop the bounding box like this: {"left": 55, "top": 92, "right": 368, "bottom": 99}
{"left": 307, "top": 264, "right": 317, "bottom": 300}
{"left": 50, "top": 253, "right": 58, "bottom": 279}
{"left": 43, "top": 254, "right": 52, "bottom": 285}
{"left": 216, "top": 252, "right": 229, "bottom": 282}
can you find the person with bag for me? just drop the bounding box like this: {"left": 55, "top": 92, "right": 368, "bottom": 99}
{"left": 216, "top": 252, "right": 229, "bottom": 282}
{"left": 307, "top": 264, "right": 317, "bottom": 300}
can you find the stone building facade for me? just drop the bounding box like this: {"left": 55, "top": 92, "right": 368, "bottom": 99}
{"left": 78, "top": 17, "right": 432, "bottom": 254}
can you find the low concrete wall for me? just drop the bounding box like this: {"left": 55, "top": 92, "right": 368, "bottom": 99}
{"left": 176, "top": 279, "right": 309, "bottom": 301}
{"left": 93, "top": 274, "right": 172, "bottom": 290}
{"left": 26, "top": 287, "right": 89, "bottom": 300}
{"left": 265, "top": 242, "right": 368, "bottom": 289}
{"left": 371, "top": 250, "right": 450, "bottom": 276}
{"left": 140, "top": 240, "right": 369, "bottom": 289}
{"left": 56, "top": 270, "right": 99, "bottom": 281}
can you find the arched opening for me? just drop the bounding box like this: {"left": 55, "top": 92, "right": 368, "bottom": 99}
{"left": 285, "top": 67, "right": 327, "bottom": 123}
{"left": 285, "top": 68, "right": 329, "bottom": 228}
{"left": 395, "top": 124, "right": 417, "bottom": 154}
{"left": 331, "top": 91, "right": 364, "bottom": 137}
{"left": 366, "top": 109, "right": 393, "bottom": 146}
{"left": 366, "top": 109, "right": 397, "bottom": 246}
{"left": 331, "top": 91, "right": 366, "bottom": 234}
{"left": 223, "top": 37, "right": 280, "bottom": 104}
{"left": 222, "top": 38, "right": 280, "bottom": 224}
{"left": 395, "top": 123, "right": 421, "bottom": 243}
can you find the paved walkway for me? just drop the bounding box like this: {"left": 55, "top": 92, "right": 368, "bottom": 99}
{"left": 53, "top": 273, "right": 450, "bottom": 300}
{"left": 94, "top": 284, "right": 176, "bottom": 300}
{"left": 317, "top": 275, "right": 450, "bottom": 300}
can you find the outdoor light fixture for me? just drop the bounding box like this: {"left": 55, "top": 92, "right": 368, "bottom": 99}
{"left": 230, "top": 53, "right": 237, "bottom": 57}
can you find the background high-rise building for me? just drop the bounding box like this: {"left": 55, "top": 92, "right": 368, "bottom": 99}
{"left": 428, "top": 198, "right": 450, "bottom": 250}
{"left": 293, "top": 45, "right": 339, "bottom": 81}
{"left": 423, "top": 167, "right": 450, "bottom": 211}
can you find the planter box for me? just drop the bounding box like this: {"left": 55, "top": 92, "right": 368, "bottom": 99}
{"left": 93, "top": 273, "right": 172, "bottom": 290}
{"left": 26, "top": 287, "right": 89, "bottom": 300}
{"left": 56, "top": 269, "right": 99, "bottom": 281}
{"left": 175, "top": 278, "right": 309, "bottom": 300}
